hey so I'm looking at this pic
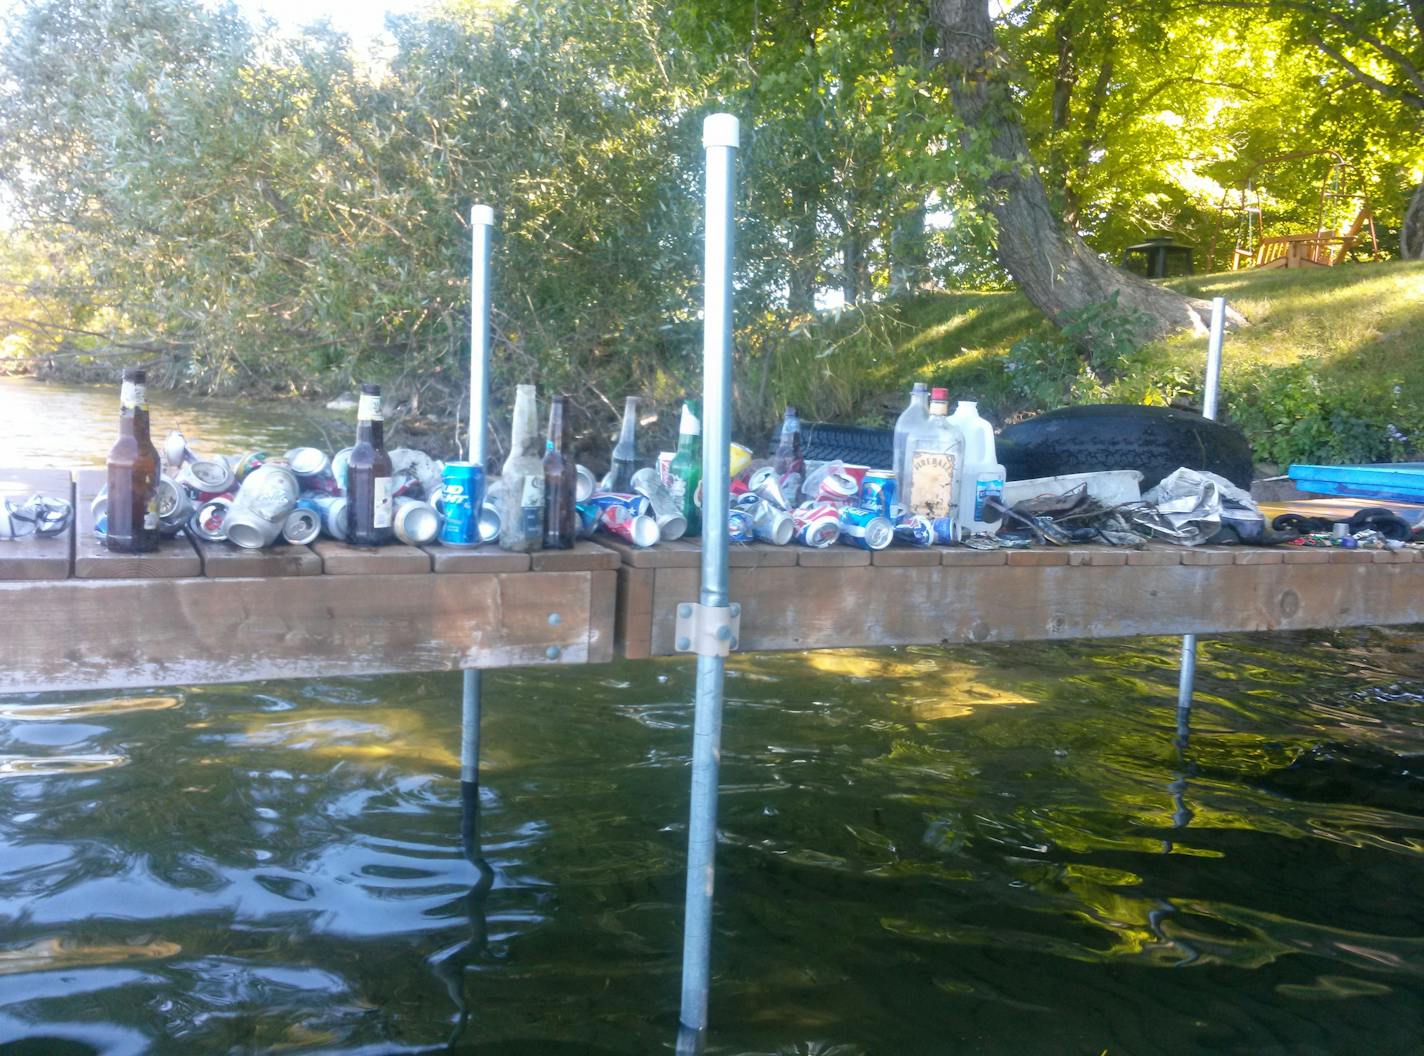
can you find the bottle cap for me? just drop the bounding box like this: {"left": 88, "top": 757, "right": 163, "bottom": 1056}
{"left": 931, "top": 387, "right": 949, "bottom": 400}
{"left": 361, "top": 382, "right": 381, "bottom": 395}
{"left": 912, "top": 382, "right": 928, "bottom": 393}
{"left": 121, "top": 367, "right": 146, "bottom": 383}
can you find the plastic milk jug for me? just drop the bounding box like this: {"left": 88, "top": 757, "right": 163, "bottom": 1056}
{"left": 948, "top": 401, "right": 1004, "bottom": 536}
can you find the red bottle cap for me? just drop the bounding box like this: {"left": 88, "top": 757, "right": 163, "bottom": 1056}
{"left": 931, "top": 387, "right": 949, "bottom": 400}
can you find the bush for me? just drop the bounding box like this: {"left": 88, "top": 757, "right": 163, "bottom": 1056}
{"left": 1003, "top": 292, "right": 1154, "bottom": 408}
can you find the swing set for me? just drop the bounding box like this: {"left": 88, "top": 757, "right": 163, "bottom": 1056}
{"left": 1206, "top": 149, "right": 1381, "bottom": 270}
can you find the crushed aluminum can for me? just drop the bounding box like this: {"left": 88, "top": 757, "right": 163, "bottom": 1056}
{"left": 588, "top": 492, "right": 651, "bottom": 517}
{"left": 331, "top": 447, "right": 355, "bottom": 493}
{"left": 749, "top": 498, "right": 794, "bottom": 545}
{"left": 814, "top": 469, "right": 860, "bottom": 504}
{"left": 893, "top": 513, "right": 934, "bottom": 548}
{"left": 162, "top": 431, "right": 192, "bottom": 473}
{"left": 931, "top": 515, "right": 957, "bottom": 546}
{"left": 189, "top": 495, "right": 234, "bottom": 542}
{"left": 92, "top": 510, "right": 107, "bottom": 539}
{"left": 792, "top": 502, "right": 840, "bottom": 548}
{"left": 393, "top": 497, "right": 440, "bottom": 545}
{"left": 232, "top": 451, "right": 269, "bottom": 484}
{"left": 156, "top": 475, "right": 193, "bottom": 536}
{"left": 838, "top": 505, "right": 894, "bottom": 551}
{"left": 285, "top": 447, "right": 340, "bottom": 494}
{"left": 225, "top": 462, "right": 299, "bottom": 548}
{"left": 575, "top": 465, "right": 598, "bottom": 503}
{"left": 478, "top": 500, "right": 501, "bottom": 544}
{"left": 598, "top": 504, "right": 659, "bottom": 547}
{"left": 281, "top": 506, "right": 321, "bottom": 545}
{"left": 728, "top": 508, "right": 755, "bottom": 543}
{"left": 861, "top": 471, "right": 897, "bottom": 519}
{"left": 656, "top": 451, "right": 675, "bottom": 488}
{"left": 302, "top": 494, "right": 348, "bottom": 540}
{"left": 575, "top": 501, "right": 601, "bottom": 539}
{"left": 748, "top": 466, "right": 791, "bottom": 511}
{"left": 630, "top": 468, "right": 687, "bottom": 541}
{"left": 181, "top": 458, "right": 237, "bottom": 497}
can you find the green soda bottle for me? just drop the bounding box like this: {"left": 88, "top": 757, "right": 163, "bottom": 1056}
{"left": 668, "top": 399, "right": 702, "bottom": 537}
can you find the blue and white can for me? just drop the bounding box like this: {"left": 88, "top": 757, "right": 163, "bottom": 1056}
{"left": 893, "top": 513, "right": 934, "bottom": 547}
{"left": 439, "top": 461, "right": 485, "bottom": 547}
{"left": 860, "top": 471, "right": 897, "bottom": 519}
{"left": 838, "top": 505, "right": 894, "bottom": 550}
{"left": 728, "top": 508, "right": 755, "bottom": 543}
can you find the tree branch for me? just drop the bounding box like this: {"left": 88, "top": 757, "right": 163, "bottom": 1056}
{"left": 1307, "top": 30, "right": 1424, "bottom": 109}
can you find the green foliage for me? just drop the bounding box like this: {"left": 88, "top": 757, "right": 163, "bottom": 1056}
{"left": 1003, "top": 292, "right": 1153, "bottom": 406}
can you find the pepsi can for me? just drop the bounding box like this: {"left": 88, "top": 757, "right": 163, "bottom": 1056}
{"left": 838, "top": 505, "right": 894, "bottom": 550}
{"left": 439, "top": 461, "right": 484, "bottom": 547}
{"left": 893, "top": 513, "right": 934, "bottom": 547}
{"left": 932, "top": 515, "right": 957, "bottom": 545}
{"left": 860, "top": 471, "right": 897, "bottom": 519}
{"left": 575, "top": 501, "right": 601, "bottom": 539}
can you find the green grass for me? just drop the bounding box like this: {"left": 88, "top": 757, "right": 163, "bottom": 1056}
{"left": 768, "top": 260, "right": 1424, "bottom": 465}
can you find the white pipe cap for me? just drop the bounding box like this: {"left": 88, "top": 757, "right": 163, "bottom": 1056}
{"left": 703, "top": 113, "right": 740, "bottom": 149}
{"left": 470, "top": 204, "right": 495, "bottom": 227}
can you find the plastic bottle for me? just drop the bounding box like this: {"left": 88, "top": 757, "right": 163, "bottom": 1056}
{"left": 948, "top": 400, "right": 1005, "bottom": 536}
{"left": 602, "top": 396, "right": 640, "bottom": 493}
{"left": 905, "top": 387, "right": 965, "bottom": 529}
{"left": 772, "top": 405, "right": 805, "bottom": 497}
{"left": 498, "top": 383, "right": 544, "bottom": 552}
{"left": 892, "top": 382, "right": 929, "bottom": 486}
{"left": 668, "top": 400, "right": 702, "bottom": 537}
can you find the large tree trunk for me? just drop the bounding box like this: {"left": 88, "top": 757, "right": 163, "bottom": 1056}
{"left": 930, "top": 0, "right": 1236, "bottom": 341}
{"left": 1403, "top": 183, "right": 1424, "bottom": 259}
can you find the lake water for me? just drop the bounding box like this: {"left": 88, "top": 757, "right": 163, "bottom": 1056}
{"left": 2, "top": 376, "right": 1422, "bottom": 1054}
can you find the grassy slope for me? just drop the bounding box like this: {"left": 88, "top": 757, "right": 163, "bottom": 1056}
{"left": 772, "top": 261, "right": 1424, "bottom": 446}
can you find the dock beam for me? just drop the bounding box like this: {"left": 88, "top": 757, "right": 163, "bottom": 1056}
{"left": 462, "top": 204, "right": 496, "bottom": 791}
{"left": 677, "top": 113, "right": 740, "bottom": 1053}
{"left": 1176, "top": 296, "right": 1228, "bottom": 713}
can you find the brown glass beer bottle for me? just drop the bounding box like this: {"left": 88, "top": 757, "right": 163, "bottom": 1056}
{"left": 542, "top": 394, "right": 576, "bottom": 549}
{"left": 347, "top": 383, "right": 395, "bottom": 546}
{"left": 105, "top": 367, "right": 160, "bottom": 553}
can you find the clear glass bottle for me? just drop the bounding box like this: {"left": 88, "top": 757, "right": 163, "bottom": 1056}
{"left": 906, "top": 387, "right": 965, "bottom": 526}
{"left": 542, "top": 394, "right": 576, "bottom": 550}
{"left": 602, "top": 396, "right": 640, "bottom": 493}
{"left": 893, "top": 382, "right": 929, "bottom": 484}
{"left": 499, "top": 383, "right": 544, "bottom": 552}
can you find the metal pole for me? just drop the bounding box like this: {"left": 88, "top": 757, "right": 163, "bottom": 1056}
{"left": 678, "top": 112, "right": 739, "bottom": 1047}
{"left": 462, "top": 204, "right": 495, "bottom": 788}
{"left": 1177, "top": 296, "right": 1228, "bottom": 711}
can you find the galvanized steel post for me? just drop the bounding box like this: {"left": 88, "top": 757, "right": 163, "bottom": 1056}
{"left": 463, "top": 204, "right": 495, "bottom": 787}
{"left": 678, "top": 113, "right": 739, "bottom": 1047}
{"left": 1177, "top": 296, "right": 1228, "bottom": 711}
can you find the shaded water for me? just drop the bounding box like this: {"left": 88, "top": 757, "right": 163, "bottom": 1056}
{"left": 2, "top": 378, "right": 1423, "bottom": 1053}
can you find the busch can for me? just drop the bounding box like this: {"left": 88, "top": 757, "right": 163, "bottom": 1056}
{"left": 932, "top": 515, "right": 957, "bottom": 545}
{"left": 861, "top": 471, "right": 897, "bottom": 519}
{"left": 893, "top": 513, "right": 934, "bottom": 547}
{"left": 728, "top": 507, "right": 755, "bottom": 543}
{"left": 838, "top": 505, "right": 894, "bottom": 550}
{"left": 438, "top": 461, "right": 484, "bottom": 547}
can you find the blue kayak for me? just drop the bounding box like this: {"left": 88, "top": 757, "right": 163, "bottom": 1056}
{"left": 1289, "top": 462, "right": 1424, "bottom": 502}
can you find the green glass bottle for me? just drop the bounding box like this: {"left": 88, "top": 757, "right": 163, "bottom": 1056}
{"left": 667, "top": 399, "right": 701, "bottom": 537}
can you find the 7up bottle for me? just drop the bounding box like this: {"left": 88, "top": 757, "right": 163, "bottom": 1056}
{"left": 667, "top": 399, "right": 701, "bottom": 537}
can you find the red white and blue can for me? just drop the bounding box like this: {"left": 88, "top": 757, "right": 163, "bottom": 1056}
{"left": 893, "top": 513, "right": 934, "bottom": 547}
{"left": 438, "top": 461, "right": 485, "bottom": 547}
{"left": 860, "top": 471, "right": 897, "bottom": 518}
{"left": 792, "top": 502, "right": 840, "bottom": 548}
{"left": 728, "top": 508, "right": 755, "bottom": 543}
{"left": 588, "top": 492, "right": 651, "bottom": 517}
{"left": 838, "top": 505, "right": 894, "bottom": 550}
{"left": 932, "top": 515, "right": 957, "bottom": 545}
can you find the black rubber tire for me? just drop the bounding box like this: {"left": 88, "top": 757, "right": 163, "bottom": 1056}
{"left": 998, "top": 405, "right": 1255, "bottom": 490}
{"left": 766, "top": 423, "right": 894, "bottom": 467}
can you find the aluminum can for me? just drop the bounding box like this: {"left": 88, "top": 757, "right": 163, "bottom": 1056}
{"left": 393, "top": 497, "right": 440, "bottom": 545}
{"left": 598, "top": 504, "right": 659, "bottom": 547}
{"left": 232, "top": 451, "right": 269, "bottom": 484}
{"left": 156, "top": 475, "right": 193, "bottom": 536}
{"left": 189, "top": 495, "right": 234, "bottom": 542}
{"left": 792, "top": 503, "right": 841, "bottom": 548}
{"left": 90, "top": 488, "right": 108, "bottom": 523}
{"left": 656, "top": 451, "right": 675, "bottom": 488}
{"left": 588, "top": 492, "right": 651, "bottom": 517}
{"left": 748, "top": 466, "right": 793, "bottom": 510}
{"left": 226, "top": 463, "right": 300, "bottom": 549}
{"left": 162, "top": 431, "right": 192, "bottom": 473}
{"left": 861, "top": 471, "right": 897, "bottom": 519}
{"left": 838, "top": 505, "right": 894, "bottom": 550}
{"left": 932, "top": 515, "right": 957, "bottom": 545}
{"left": 893, "top": 513, "right": 934, "bottom": 548}
{"left": 92, "top": 511, "right": 107, "bottom": 540}
{"left": 814, "top": 469, "right": 860, "bottom": 504}
{"left": 302, "top": 494, "right": 349, "bottom": 541}
{"left": 575, "top": 501, "right": 601, "bottom": 539}
{"left": 438, "top": 461, "right": 484, "bottom": 547}
{"left": 630, "top": 468, "right": 687, "bottom": 540}
{"left": 282, "top": 506, "right": 321, "bottom": 545}
{"left": 728, "top": 508, "right": 755, "bottom": 543}
{"left": 575, "top": 465, "right": 598, "bottom": 503}
{"left": 750, "top": 498, "right": 794, "bottom": 545}
{"left": 478, "top": 501, "right": 501, "bottom": 543}
{"left": 284, "top": 447, "right": 340, "bottom": 493}
{"left": 392, "top": 466, "right": 422, "bottom": 499}
{"left": 331, "top": 447, "right": 355, "bottom": 493}
{"left": 182, "top": 458, "right": 237, "bottom": 497}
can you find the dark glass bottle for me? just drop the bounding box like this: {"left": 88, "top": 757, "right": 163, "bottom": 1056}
{"left": 347, "top": 383, "right": 395, "bottom": 546}
{"left": 601, "top": 395, "right": 640, "bottom": 493}
{"left": 542, "top": 394, "right": 576, "bottom": 549}
{"left": 105, "top": 367, "right": 160, "bottom": 553}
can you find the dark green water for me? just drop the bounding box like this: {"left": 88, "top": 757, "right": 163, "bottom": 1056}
{"left": 2, "top": 378, "right": 1423, "bottom": 1054}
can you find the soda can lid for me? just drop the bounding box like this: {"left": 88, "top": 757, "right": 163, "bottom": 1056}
{"left": 285, "top": 447, "right": 329, "bottom": 477}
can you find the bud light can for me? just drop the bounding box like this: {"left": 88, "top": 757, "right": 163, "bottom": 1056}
{"left": 893, "top": 513, "right": 934, "bottom": 547}
{"left": 838, "top": 505, "right": 894, "bottom": 550}
{"left": 728, "top": 508, "right": 755, "bottom": 543}
{"left": 860, "top": 471, "right": 897, "bottom": 519}
{"left": 439, "top": 461, "right": 484, "bottom": 547}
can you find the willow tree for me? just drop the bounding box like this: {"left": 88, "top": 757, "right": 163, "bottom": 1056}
{"left": 930, "top": 0, "right": 1229, "bottom": 339}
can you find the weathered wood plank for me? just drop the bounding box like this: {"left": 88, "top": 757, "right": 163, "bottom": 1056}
{"left": 586, "top": 569, "right": 617, "bottom": 664}
{"left": 599, "top": 536, "right": 700, "bottom": 568}
{"left": 1280, "top": 548, "right": 1330, "bottom": 564}
{"left": 1234, "top": 549, "right": 1284, "bottom": 565}
{"left": 630, "top": 557, "right": 1424, "bottom": 657}
{"left": 312, "top": 539, "right": 431, "bottom": 575}
{"left": 0, "top": 570, "right": 607, "bottom": 693}
{"left": 73, "top": 468, "right": 201, "bottom": 579}
{"left": 872, "top": 547, "right": 941, "bottom": 567}
{"left": 530, "top": 540, "right": 622, "bottom": 573}
{"left": 1180, "top": 547, "right": 1236, "bottom": 566}
{"left": 798, "top": 546, "right": 871, "bottom": 567}
{"left": 940, "top": 549, "right": 1007, "bottom": 567}
{"left": 1005, "top": 548, "right": 1070, "bottom": 567}
{"left": 1125, "top": 546, "right": 1183, "bottom": 566}
{"left": 422, "top": 544, "right": 531, "bottom": 573}
{"left": 193, "top": 537, "right": 322, "bottom": 578}
{"left": 1327, "top": 548, "right": 1375, "bottom": 565}
{"left": 615, "top": 565, "right": 656, "bottom": 661}
{"left": 0, "top": 468, "right": 73, "bottom": 581}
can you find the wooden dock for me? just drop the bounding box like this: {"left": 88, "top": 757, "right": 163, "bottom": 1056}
{"left": 8, "top": 466, "right": 1424, "bottom": 693}
{"left": 1, "top": 468, "right": 619, "bottom": 693}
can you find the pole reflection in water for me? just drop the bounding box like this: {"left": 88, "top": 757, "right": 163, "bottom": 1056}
{"left": 432, "top": 780, "right": 495, "bottom": 1050}
{"left": 1149, "top": 690, "right": 1202, "bottom": 966}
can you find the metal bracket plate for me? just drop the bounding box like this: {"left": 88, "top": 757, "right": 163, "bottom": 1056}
{"left": 673, "top": 601, "right": 742, "bottom": 657}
